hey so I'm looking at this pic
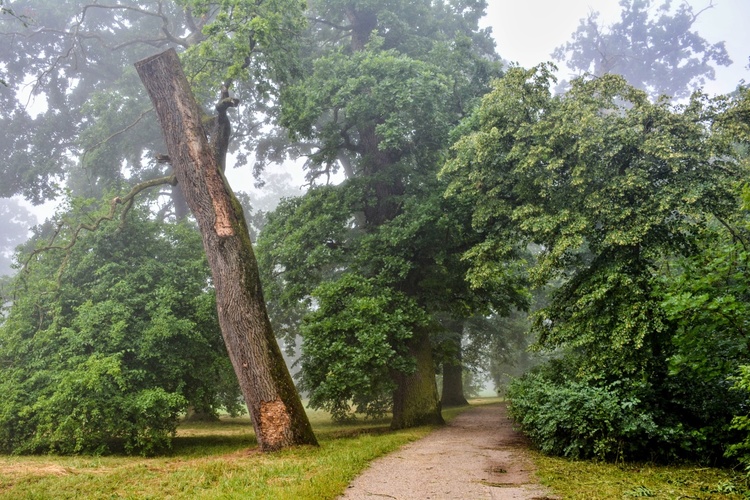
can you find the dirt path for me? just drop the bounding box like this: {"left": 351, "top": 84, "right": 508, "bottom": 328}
{"left": 339, "top": 403, "right": 556, "bottom": 500}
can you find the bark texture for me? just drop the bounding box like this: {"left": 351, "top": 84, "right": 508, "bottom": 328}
{"left": 135, "top": 48, "right": 317, "bottom": 451}
{"left": 441, "top": 323, "right": 469, "bottom": 407}
{"left": 391, "top": 328, "right": 444, "bottom": 429}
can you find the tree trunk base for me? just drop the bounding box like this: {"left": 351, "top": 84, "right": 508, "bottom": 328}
{"left": 391, "top": 329, "right": 444, "bottom": 430}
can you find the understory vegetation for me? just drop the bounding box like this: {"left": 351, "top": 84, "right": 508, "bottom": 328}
{"left": 1, "top": 401, "right": 747, "bottom": 499}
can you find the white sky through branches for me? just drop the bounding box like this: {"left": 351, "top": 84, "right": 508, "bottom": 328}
{"left": 483, "top": 0, "right": 750, "bottom": 95}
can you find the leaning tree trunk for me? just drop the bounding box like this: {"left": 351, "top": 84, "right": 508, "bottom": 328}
{"left": 135, "top": 48, "right": 317, "bottom": 451}
{"left": 391, "top": 327, "right": 445, "bottom": 429}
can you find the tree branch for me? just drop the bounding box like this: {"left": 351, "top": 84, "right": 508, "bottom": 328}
{"left": 21, "top": 175, "right": 178, "bottom": 282}
{"left": 81, "top": 107, "right": 154, "bottom": 166}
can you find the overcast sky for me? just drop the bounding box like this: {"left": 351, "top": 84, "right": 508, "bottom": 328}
{"left": 482, "top": 0, "right": 750, "bottom": 96}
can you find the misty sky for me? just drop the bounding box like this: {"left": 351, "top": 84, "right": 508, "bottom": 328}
{"left": 484, "top": 0, "right": 750, "bottom": 96}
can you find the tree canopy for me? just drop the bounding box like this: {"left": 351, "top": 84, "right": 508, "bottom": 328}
{"left": 442, "top": 64, "right": 750, "bottom": 460}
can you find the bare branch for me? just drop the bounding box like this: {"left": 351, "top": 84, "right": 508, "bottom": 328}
{"left": 21, "top": 175, "right": 178, "bottom": 282}
{"left": 81, "top": 107, "right": 154, "bottom": 166}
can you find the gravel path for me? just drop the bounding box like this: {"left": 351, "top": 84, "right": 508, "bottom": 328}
{"left": 339, "top": 403, "right": 556, "bottom": 499}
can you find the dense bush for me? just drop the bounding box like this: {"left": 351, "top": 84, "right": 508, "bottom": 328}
{"left": 0, "top": 208, "right": 240, "bottom": 455}
{"left": 507, "top": 363, "right": 659, "bottom": 461}
{"left": 507, "top": 356, "right": 747, "bottom": 463}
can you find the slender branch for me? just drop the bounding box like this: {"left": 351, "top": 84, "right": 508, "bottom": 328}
{"left": 21, "top": 175, "right": 178, "bottom": 282}
{"left": 81, "top": 107, "right": 154, "bottom": 166}
{"left": 714, "top": 213, "right": 749, "bottom": 253}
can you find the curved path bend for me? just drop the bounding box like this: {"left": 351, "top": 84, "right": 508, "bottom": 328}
{"left": 339, "top": 403, "right": 556, "bottom": 500}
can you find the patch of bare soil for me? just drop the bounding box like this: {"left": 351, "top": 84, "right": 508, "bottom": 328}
{"left": 339, "top": 403, "right": 558, "bottom": 500}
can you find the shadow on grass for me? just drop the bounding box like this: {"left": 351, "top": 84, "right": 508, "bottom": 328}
{"left": 168, "top": 416, "right": 258, "bottom": 456}
{"left": 169, "top": 434, "right": 258, "bottom": 457}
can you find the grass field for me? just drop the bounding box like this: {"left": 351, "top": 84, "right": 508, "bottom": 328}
{"left": 0, "top": 401, "right": 482, "bottom": 499}
{"left": 534, "top": 453, "right": 750, "bottom": 499}
{"left": 2, "top": 398, "right": 748, "bottom": 499}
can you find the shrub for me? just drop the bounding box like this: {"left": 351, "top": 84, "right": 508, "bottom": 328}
{"left": 507, "top": 369, "right": 659, "bottom": 460}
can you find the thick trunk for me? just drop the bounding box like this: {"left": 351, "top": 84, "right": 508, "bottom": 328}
{"left": 441, "top": 323, "right": 468, "bottom": 407}
{"left": 441, "top": 360, "right": 469, "bottom": 407}
{"left": 345, "top": 6, "right": 377, "bottom": 52}
{"left": 135, "top": 49, "right": 317, "bottom": 451}
{"left": 358, "top": 123, "right": 404, "bottom": 226}
{"left": 391, "top": 328, "right": 444, "bottom": 429}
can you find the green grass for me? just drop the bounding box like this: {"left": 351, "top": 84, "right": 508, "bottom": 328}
{"left": 8, "top": 397, "right": 743, "bottom": 499}
{"left": 533, "top": 453, "right": 750, "bottom": 499}
{"left": 0, "top": 400, "right": 493, "bottom": 499}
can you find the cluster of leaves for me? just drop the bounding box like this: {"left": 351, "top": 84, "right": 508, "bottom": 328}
{"left": 442, "top": 67, "right": 749, "bottom": 461}
{"left": 298, "top": 273, "right": 427, "bottom": 420}
{"left": 0, "top": 204, "right": 240, "bottom": 455}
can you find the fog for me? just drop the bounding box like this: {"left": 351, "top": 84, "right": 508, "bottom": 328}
{"left": 486, "top": 0, "right": 749, "bottom": 96}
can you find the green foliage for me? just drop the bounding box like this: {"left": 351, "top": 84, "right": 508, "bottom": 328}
{"left": 727, "top": 366, "right": 750, "bottom": 466}
{"left": 0, "top": 205, "right": 240, "bottom": 455}
{"left": 178, "top": 0, "right": 306, "bottom": 89}
{"left": 507, "top": 363, "right": 659, "bottom": 461}
{"left": 443, "top": 66, "right": 738, "bottom": 376}
{"left": 507, "top": 354, "right": 746, "bottom": 463}
{"left": 298, "top": 273, "right": 427, "bottom": 420}
{"left": 281, "top": 39, "right": 452, "bottom": 166}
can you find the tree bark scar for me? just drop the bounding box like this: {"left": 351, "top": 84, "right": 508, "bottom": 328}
{"left": 173, "top": 94, "right": 234, "bottom": 237}
{"left": 206, "top": 169, "right": 234, "bottom": 237}
{"left": 259, "top": 399, "right": 292, "bottom": 450}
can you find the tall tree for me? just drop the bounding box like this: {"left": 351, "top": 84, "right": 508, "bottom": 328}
{"left": 553, "top": 0, "right": 731, "bottom": 99}
{"left": 136, "top": 48, "right": 316, "bottom": 451}
{"left": 258, "top": 0, "right": 524, "bottom": 429}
